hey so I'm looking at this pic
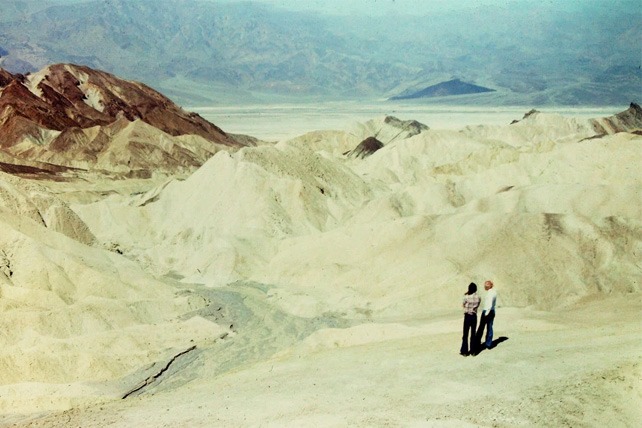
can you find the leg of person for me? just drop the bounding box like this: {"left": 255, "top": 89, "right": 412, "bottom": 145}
{"left": 473, "top": 312, "right": 486, "bottom": 355}
{"left": 460, "top": 314, "right": 472, "bottom": 355}
{"left": 469, "top": 316, "right": 477, "bottom": 354}
{"left": 485, "top": 310, "right": 495, "bottom": 349}
{"left": 460, "top": 316, "right": 469, "bottom": 355}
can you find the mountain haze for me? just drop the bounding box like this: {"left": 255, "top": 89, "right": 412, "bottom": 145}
{"left": 0, "top": 0, "right": 639, "bottom": 105}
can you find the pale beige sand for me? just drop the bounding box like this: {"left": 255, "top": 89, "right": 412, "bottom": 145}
{"left": 9, "top": 297, "right": 641, "bottom": 427}
{"left": 0, "top": 110, "right": 640, "bottom": 426}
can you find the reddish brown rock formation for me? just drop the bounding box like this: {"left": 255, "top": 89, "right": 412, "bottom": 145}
{"left": 0, "top": 64, "right": 246, "bottom": 177}
{"left": 591, "top": 102, "right": 642, "bottom": 135}
{"left": 0, "top": 69, "right": 16, "bottom": 87}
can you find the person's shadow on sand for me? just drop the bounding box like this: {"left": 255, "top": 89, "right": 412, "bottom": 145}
{"left": 474, "top": 336, "right": 509, "bottom": 355}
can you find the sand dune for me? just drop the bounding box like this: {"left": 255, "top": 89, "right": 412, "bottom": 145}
{"left": 1, "top": 107, "right": 641, "bottom": 426}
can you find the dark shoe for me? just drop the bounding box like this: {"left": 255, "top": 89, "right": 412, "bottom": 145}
{"left": 460, "top": 352, "right": 469, "bottom": 357}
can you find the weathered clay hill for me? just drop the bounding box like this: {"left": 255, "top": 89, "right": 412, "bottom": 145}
{"left": 0, "top": 64, "right": 247, "bottom": 178}
{"left": 0, "top": 104, "right": 640, "bottom": 426}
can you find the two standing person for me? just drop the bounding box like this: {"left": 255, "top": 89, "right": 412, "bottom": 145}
{"left": 460, "top": 280, "right": 497, "bottom": 356}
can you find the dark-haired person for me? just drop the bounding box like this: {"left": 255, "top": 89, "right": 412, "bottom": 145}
{"left": 460, "top": 282, "right": 480, "bottom": 356}
{"left": 475, "top": 280, "right": 498, "bottom": 352}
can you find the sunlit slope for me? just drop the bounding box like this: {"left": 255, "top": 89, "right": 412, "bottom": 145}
{"left": 75, "top": 108, "right": 642, "bottom": 320}
{"left": 0, "top": 172, "right": 227, "bottom": 413}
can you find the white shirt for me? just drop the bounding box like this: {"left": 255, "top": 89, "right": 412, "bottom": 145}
{"left": 482, "top": 287, "right": 497, "bottom": 313}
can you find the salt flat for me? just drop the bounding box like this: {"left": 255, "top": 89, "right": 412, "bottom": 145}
{"left": 192, "top": 103, "right": 621, "bottom": 141}
{"left": 1, "top": 107, "right": 640, "bottom": 427}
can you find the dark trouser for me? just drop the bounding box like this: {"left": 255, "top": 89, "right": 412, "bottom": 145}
{"left": 475, "top": 310, "right": 495, "bottom": 352}
{"left": 460, "top": 313, "right": 477, "bottom": 355}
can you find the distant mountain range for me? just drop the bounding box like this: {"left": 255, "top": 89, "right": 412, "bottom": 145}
{"left": 0, "top": 0, "right": 639, "bottom": 105}
{"left": 390, "top": 79, "right": 495, "bottom": 100}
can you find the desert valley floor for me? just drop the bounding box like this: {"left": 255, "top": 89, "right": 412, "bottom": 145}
{"left": 0, "top": 104, "right": 640, "bottom": 427}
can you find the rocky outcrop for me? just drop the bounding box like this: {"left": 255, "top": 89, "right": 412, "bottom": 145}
{"left": 348, "top": 116, "right": 430, "bottom": 147}
{"left": 348, "top": 137, "right": 384, "bottom": 159}
{"left": 0, "top": 171, "right": 96, "bottom": 244}
{"left": 508, "top": 105, "right": 642, "bottom": 137}
{"left": 591, "top": 102, "right": 642, "bottom": 135}
{"left": 382, "top": 116, "right": 429, "bottom": 138}
{"left": 0, "top": 68, "right": 15, "bottom": 87}
{"left": 0, "top": 64, "right": 248, "bottom": 177}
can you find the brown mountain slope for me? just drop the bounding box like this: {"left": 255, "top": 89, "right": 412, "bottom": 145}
{"left": 591, "top": 102, "right": 642, "bottom": 135}
{"left": 0, "top": 64, "right": 246, "bottom": 178}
